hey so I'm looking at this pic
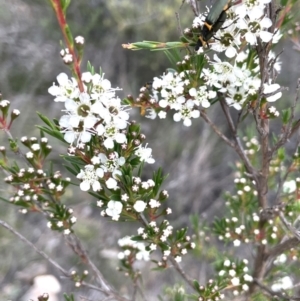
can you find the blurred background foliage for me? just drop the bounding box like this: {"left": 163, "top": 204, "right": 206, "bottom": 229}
{"left": 0, "top": 0, "right": 300, "bottom": 300}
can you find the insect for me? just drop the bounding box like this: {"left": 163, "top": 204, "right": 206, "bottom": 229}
{"left": 195, "top": 0, "right": 231, "bottom": 50}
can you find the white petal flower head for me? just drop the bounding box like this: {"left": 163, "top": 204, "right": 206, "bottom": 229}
{"left": 106, "top": 200, "right": 123, "bottom": 220}
{"left": 283, "top": 180, "right": 296, "bottom": 193}
{"left": 240, "top": 14, "right": 273, "bottom": 45}
{"left": 226, "top": 86, "right": 248, "bottom": 110}
{"left": 48, "top": 73, "right": 80, "bottom": 102}
{"left": 136, "top": 247, "right": 150, "bottom": 261}
{"left": 97, "top": 152, "right": 125, "bottom": 179}
{"left": 235, "top": 0, "right": 271, "bottom": 19}
{"left": 59, "top": 115, "right": 93, "bottom": 145}
{"left": 64, "top": 93, "right": 98, "bottom": 128}
{"left": 264, "top": 83, "right": 282, "bottom": 102}
{"left": 91, "top": 73, "right": 112, "bottom": 95}
{"left": 145, "top": 108, "right": 157, "bottom": 120}
{"left": 189, "top": 87, "right": 214, "bottom": 108}
{"left": 271, "top": 276, "right": 293, "bottom": 292}
{"left": 173, "top": 100, "right": 200, "bottom": 126}
{"left": 97, "top": 123, "right": 127, "bottom": 149}
{"left": 77, "top": 164, "right": 104, "bottom": 191}
{"left": 135, "top": 144, "right": 155, "bottom": 164}
{"left": 133, "top": 200, "right": 147, "bottom": 213}
{"left": 106, "top": 177, "right": 118, "bottom": 189}
{"left": 210, "top": 21, "right": 240, "bottom": 58}
{"left": 81, "top": 72, "right": 92, "bottom": 83}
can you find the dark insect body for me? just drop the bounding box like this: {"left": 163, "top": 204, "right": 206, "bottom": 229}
{"left": 195, "top": 0, "right": 231, "bottom": 50}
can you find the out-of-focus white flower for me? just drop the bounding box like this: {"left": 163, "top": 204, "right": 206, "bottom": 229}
{"left": 133, "top": 200, "right": 147, "bottom": 213}
{"left": 264, "top": 83, "right": 282, "bottom": 102}
{"left": 283, "top": 180, "right": 296, "bottom": 193}
{"left": 106, "top": 200, "right": 123, "bottom": 220}
{"left": 271, "top": 276, "right": 293, "bottom": 292}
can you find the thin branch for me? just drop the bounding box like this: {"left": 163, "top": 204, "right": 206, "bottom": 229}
{"left": 200, "top": 109, "right": 236, "bottom": 149}
{"left": 219, "top": 98, "right": 257, "bottom": 177}
{"left": 0, "top": 218, "right": 70, "bottom": 276}
{"left": 65, "top": 233, "right": 113, "bottom": 292}
{"left": 279, "top": 211, "right": 300, "bottom": 240}
{"left": 175, "top": 12, "right": 183, "bottom": 36}
{"left": 168, "top": 256, "right": 195, "bottom": 290}
{"left": 266, "top": 236, "right": 300, "bottom": 261}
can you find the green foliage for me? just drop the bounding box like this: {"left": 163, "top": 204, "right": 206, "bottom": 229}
{"left": 63, "top": 293, "right": 75, "bottom": 301}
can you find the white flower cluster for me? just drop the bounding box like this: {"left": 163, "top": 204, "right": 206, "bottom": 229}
{"left": 147, "top": 70, "right": 216, "bottom": 126}
{"left": 219, "top": 259, "right": 253, "bottom": 295}
{"left": 187, "top": 0, "right": 282, "bottom": 111}
{"left": 49, "top": 71, "right": 156, "bottom": 198}
{"left": 118, "top": 236, "right": 150, "bottom": 261}
{"left": 146, "top": 0, "right": 283, "bottom": 126}
{"left": 48, "top": 72, "right": 129, "bottom": 146}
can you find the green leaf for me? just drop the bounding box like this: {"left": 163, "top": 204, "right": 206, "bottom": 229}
{"left": 37, "top": 126, "right": 65, "bottom": 143}
{"left": 176, "top": 228, "right": 188, "bottom": 241}
{"left": 137, "top": 160, "right": 144, "bottom": 177}
{"left": 130, "top": 157, "right": 141, "bottom": 168}
{"left": 193, "top": 280, "right": 200, "bottom": 293}
{"left": 63, "top": 293, "right": 75, "bottom": 301}
{"left": 130, "top": 235, "right": 144, "bottom": 241}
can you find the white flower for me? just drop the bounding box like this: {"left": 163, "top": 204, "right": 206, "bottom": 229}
{"left": 158, "top": 111, "right": 167, "bottom": 119}
{"left": 96, "top": 123, "right": 127, "bottom": 149}
{"left": 233, "top": 239, "right": 241, "bottom": 247}
{"left": 146, "top": 108, "right": 157, "bottom": 119}
{"left": 189, "top": 87, "right": 215, "bottom": 108}
{"left": 174, "top": 256, "right": 182, "bottom": 263}
{"left": 274, "top": 254, "right": 287, "bottom": 265}
{"left": 133, "top": 200, "right": 147, "bottom": 213}
{"left": 106, "top": 200, "right": 123, "bottom": 220}
{"left": 149, "top": 199, "right": 160, "bottom": 208}
{"left": 48, "top": 73, "right": 80, "bottom": 102}
{"left": 229, "top": 269, "right": 236, "bottom": 277}
{"left": 238, "top": 14, "right": 273, "bottom": 45}
{"left": 173, "top": 100, "right": 200, "bottom": 126}
{"left": 225, "top": 86, "right": 248, "bottom": 110}
{"left": 81, "top": 72, "right": 92, "bottom": 83}
{"left": 231, "top": 277, "right": 240, "bottom": 286}
{"left": 210, "top": 20, "right": 241, "bottom": 58}
{"left": 264, "top": 83, "right": 282, "bottom": 102}
{"left": 106, "top": 177, "right": 118, "bottom": 189}
{"left": 244, "top": 274, "right": 253, "bottom": 282}
{"left": 283, "top": 180, "right": 296, "bottom": 193}
{"left": 77, "top": 164, "right": 104, "bottom": 191}
{"left": 135, "top": 144, "right": 155, "bottom": 164}
{"left": 271, "top": 276, "right": 293, "bottom": 292}
{"left": 234, "top": 0, "right": 271, "bottom": 19}
{"left": 97, "top": 152, "right": 125, "bottom": 179}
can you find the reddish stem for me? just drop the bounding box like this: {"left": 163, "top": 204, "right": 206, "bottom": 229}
{"left": 51, "top": 0, "right": 84, "bottom": 92}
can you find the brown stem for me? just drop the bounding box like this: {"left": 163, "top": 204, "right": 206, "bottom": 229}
{"left": 50, "top": 0, "right": 84, "bottom": 92}
{"left": 219, "top": 98, "right": 257, "bottom": 178}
